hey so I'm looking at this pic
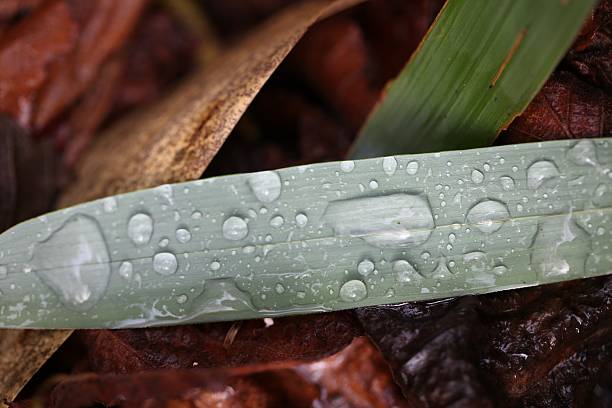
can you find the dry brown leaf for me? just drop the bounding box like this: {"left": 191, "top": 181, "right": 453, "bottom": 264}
{"left": 60, "top": 0, "right": 363, "bottom": 207}
{"left": 0, "top": 1, "right": 363, "bottom": 404}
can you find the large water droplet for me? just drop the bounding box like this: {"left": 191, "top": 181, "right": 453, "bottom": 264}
{"left": 118, "top": 261, "right": 133, "bottom": 279}
{"left": 270, "top": 215, "right": 284, "bottom": 228}
{"left": 531, "top": 215, "right": 589, "bottom": 279}
{"left": 527, "top": 160, "right": 560, "bottom": 190}
{"left": 339, "top": 280, "right": 367, "bottom": 302}
{"left": 32, "top": 215, "right": 110, "bottom": 311}
{"left": 406, "top": 161, "right": 419, "bottom": 175}
{"left": 471, "top": 169, "right": 484, "bottom": 184}
{"left": 500, "top": 176, "right": 515, "bottom": 191}
{"left": 153, "top": 252, "right": 178, "bottom": 275}
{"left": 127, "top": 213, "right": 153, "bottom": 245}
{"left": 357, "top": 259, "right": 375, "bottom": 276}
{"left": 175, "top": 228, "right": 192, "bottom": 243}
{"left": 223, "top": 216, "right": 248, "bottom": 240}
{"left": 323, "top": 194, "right": 435, "bottom": 248}
{"left": 382, "top": 156, "right": 398, "bottom": 176}
{"left": 393, "top": 260, "right": 420, "bottom": 283}
{"left": 340, "top": 160, "right": 355, "bottom": 173}
{"left": 567, "top": 140, "right": 598, "bottom": 166}
{"left": 466, "top": 200, "right": 509, "bottom": 233}
{"left": 247, "top": 171, "right": 281, "bottom": 203}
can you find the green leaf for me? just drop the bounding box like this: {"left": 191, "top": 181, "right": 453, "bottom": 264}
{"left": 350, "top": 0, "right": 597, "bottom": 158}
{"left": 0, "top": 138, "right": 610, "bottom": 328}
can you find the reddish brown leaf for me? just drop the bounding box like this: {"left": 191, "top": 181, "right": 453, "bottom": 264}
{"left": 32, "top": 0, "right": 147, "bottom": 129}
{"left": 81, "top": 312, "right": 361, "bottom": 374}
{"left": 0, "top": 0, "right": 78, "bottom": 127}
{"left": 565, "top": 0, "right": 612, "bottom": 91}
{"left": 498, "top": 71, "right": 612, "bottom": 144}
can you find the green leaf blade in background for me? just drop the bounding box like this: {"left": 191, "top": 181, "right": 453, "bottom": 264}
{"left": 350, "top": 0, "right": 598, "bottom": 158}
{"left": 0, "top": 138, "right": 610, "bottom": 329}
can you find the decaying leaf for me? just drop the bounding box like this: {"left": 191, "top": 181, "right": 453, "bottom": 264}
{"left": 59, "top": 0, "right": 364, "bottom": 207}
{"left": 80, "top": 312, "right": 361, "bottom": 373}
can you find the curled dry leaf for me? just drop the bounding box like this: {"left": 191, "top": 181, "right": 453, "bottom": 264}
{"left": 59, "top": 0, "right": 364, "bottom": 207}
{"left": 80, "top": 312, "right": 361, "bottom": 374}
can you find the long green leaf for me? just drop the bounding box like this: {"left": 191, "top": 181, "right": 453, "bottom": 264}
{"left": 0, "top": 138, "right": 610, "bottom": 328}
{"left": 350, "top": 0, "right": 597, "bottom": 158}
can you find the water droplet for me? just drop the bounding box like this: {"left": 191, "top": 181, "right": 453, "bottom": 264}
{"left": 382, "top": 156, "right": 398, "bottom": 176}
{"left": 483, "top": 163, "right": 491, "bottom": 172}
{"left": 596, "top": 227, "right": 606, "bottom": 236}
{"left": 176, "top": 294, "right": 188, "bottom": 304}
{"left": 406, "top": 161, "right": 419, "bottom": 175}
{"left": 567, "top": 140, "right": 598, "bottom": 166}
{"left": 393, "top": 260, "right": 420, "bottom": 283}
{"left": 493, "top": 265, "right": 508, "bottom": 275}
{"left": 270, "top": 215, "right": 284, "bottom": 228}
{"left": 175, "top": 228, "right": 192, "bottom": 243}
{"left": 448, "top": 233, "right": 456, "bottom": 243}
{"left": 102, "top": 197, "right": 117, "bottom": 213}
{"left": 357, "top": 259, "right": 375, "bottom": 276}
{"left": 0, "top": 265, "right": 7, "bottom": 279}
{"left": 154, "top": 184, "right": 174, "bottom": 205}
{"left": 295, "top": 213, "right": 308, "bottom": 227}
{"left": 275, "top": 283, "right": 285, "bottom": 293}
{"left": 369, "top": 180, "right": 379, "bottom": 189}
{"left": 191, "top": 211, "right": 203, "bottom": 219}
{"left": 339, "top": 280, "right": 367, "bottom": 302}
{"left": 471, "top": 169, "right": 484, "bottom": 184}
{"left": 127, "top": 213, "right": 153, "bottom": 245}
{"left": 247, "top": 171, "right": 282, "bottom": 203}
{"left": 421, "top": 251, "right": 431, "bottom": 260}
{"left": 210, "top": 261, "right": 221, "bottom": 271}
{"left": 323, "top": 194, "right": 435, "bottom": 248}
{"left": 153, "top": 252, "right": 178, "bottom": 276}
{"left": 340, "top": 160, "right": 355, "bottom": 173}
{"left": 223, "top": 216, "right": 248, "bottom": 240}
{"left": 500, "top": 176, "right": 515, "bottom": 191}
{"left": 516, "top": 204, "right": 524, "bottom": 212}
{"left": 32, "top": 215, "right": 110, "bottom": 311}
{"left": 159, "top": 238, "right": 169, "bottom": 247}
{"left": 466, "top": 200, "right": 509, "bottom": 233}
{"left": 118, "top": 261, "right": 133, "bottom": 279}
{"left": 527, "top": 160, "right": 560, "bottom": 190}
{"left": 242, "top": 245, "right": 255, "bottom": 254}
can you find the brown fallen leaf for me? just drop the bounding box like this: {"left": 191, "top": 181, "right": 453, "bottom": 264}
{"left": 80, "top": 312, "right": 361, "bottom": 374}
{"left": 59, "top": 0, "right": 364, "bottom": 207}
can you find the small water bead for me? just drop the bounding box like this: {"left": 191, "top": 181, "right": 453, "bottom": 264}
{"left": 339, "top": 280, "right": 367, "bottom": 302}
{"left": 471, "top": 169, "right": 484, "bottom": 184}
{"left": 159, "top": 238, "right": 169, "bottom": 247}
{"left": 596, "top": 227, "right": 606, "bottom": 236}
{"left": 210, "top": 261, "right": 221, "bottom": 271}
{"left": 382, "top": 156, "right": 398, "bottom": 176}
{"left": 247, "top": 171, "right": 282, "bottom": 203}
{"left": 517, "top": 204, "right": 524, "bottom": 212}
{"left": 500, "top": 176, "right": 515, "bottom": 191}
{"left": 421, "top": 251, "right": 431, "bottom": 260}
{"left": 406, "top": 161, "right": 419, "bottom": 175}
{"left": 493, "top": 265, "right": 508, "bottom": 275}
{"left": 270, "top": 215, "right": 285, "bottom": 228}
{"left": 275, "top": 283, "right": 285, "bottom": 294}
{"left": 369, "top": 180, "right": 379, "bottom": 189}
{"left": 340, "top": 160, "right": 355, "bottom": 173}
{"left": 393, "top": 260, "right": 419, "bottom": 283}
{"left": 175, "top": 228, "right": 192, "bottom": 243}
{"left": 153, "top": 252, "right": 178, "bottom": 276}
{"left": 154, "top": 184, "right": 174, "bottom": 205}
{"left": 448, "top": 233, "right": 456, "bottom": 243}
{"left": 0, "top": 265, "right": 7, "bottom": 279}
{"left": 243, "top": 245, "right": 256, "bottom": 254}
{"left": 527, "top": 160, "right": 560, "bottom": 190}
{"left": 357, "top": 259, "right": 375, "bottom": 276}
{"left": 127, "top": 213, "right": 154, "bottom": 245}
{"left": 102, "top": 197, "right": 117, "bottom": 213}
{"left": 295, "top": 212, "right": 308, "bottom": 227}
{"left": 483, "top": 163, "right": 491, "bottom": 172}
{"left": 223, "top": 216, "right": 248, "bottom": 240}
{"left": 191, "top": 211, "right": 203, "bottom": 219}
{"left": 118, "top": 261, "right": 133, "bottom": 279}
{"left": 567, "top": 140, "right": 598, "bottom": 166}
{"left": 176, "top": 294, "right": 188, "bottom": 304}
{"left": 466, "top": 200, "right": 510, "bottom": 233}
